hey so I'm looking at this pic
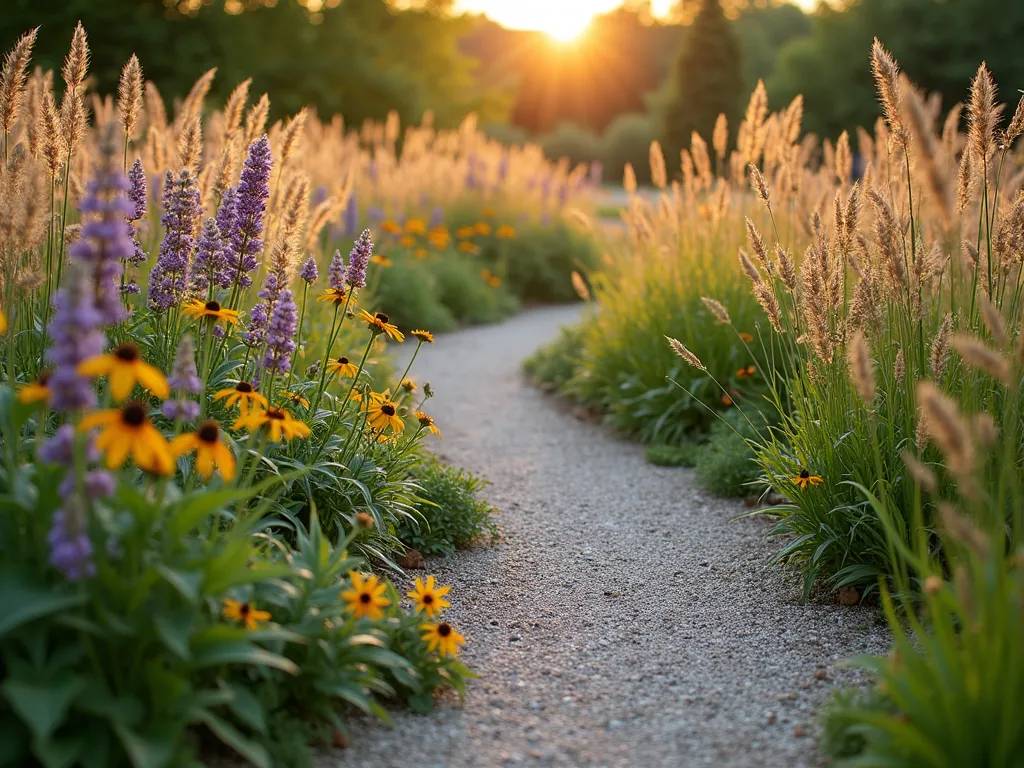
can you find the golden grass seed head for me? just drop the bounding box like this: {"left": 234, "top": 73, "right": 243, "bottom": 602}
{"left": 916, "top": 380, "right": 976, "bottom": 482}
{"left": 712, "top": 113, "right": 728, "bottom": 159}
{"left": 847, "top": 330, "right": 876, "bottom": 403}
{"left": 0, "top": 27, "right": 38, "bottom": 136}
{"left": 870, "top": 38, "right": 908, "bottom": 146}
{"left": 570, "top": 271, "right": 590, "bottom": 301}
{"left": 700, "top": 296, "right": 731, "bottom": 325}
{"left": 894, "top": 346, "right": 905, "bottom": 383}
{"left": 117, "top": 54, "right": 143, "bottom": 141}
{"left": 648, "top": 140, "right": 666, "bottom": 190}
{"left": 979, "top": 297, "right": 1008, "bottom": 348}
{"left": 666, "top": 336, "right": 704, "bottom": 370}
{"left": 967, "top": 61, "right": 999, "bottom": 164}
{"left": 747, "top": 162, "right": 770, "bottom": 206}
{"left": 950, "top": 334, "right": 1011, "bottom": 384}
{"left": 901, "top": 449, "right": 937, "bottom": 494}
{"left": 930, "top": 314, "right": 953, "bottom": 378}
{"left": 1004, "top": 89, "right": 1024, "bottom": 148}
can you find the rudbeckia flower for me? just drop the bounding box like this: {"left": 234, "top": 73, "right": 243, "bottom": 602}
{"left": 496, "top": 224, "right": 516, "bottom": 239}
{"left": 182, "top": 298, "right": 242, "bottom": 325}
{"left": 222, "top": 599, "right": 271, "bottom": 630}
{"left": 407, "top": 575, "right": 451, "bottom": 618}
{"left": 366, "top": 396, "right": 404, "bottom": 433}
{"left": 170, "top": 421, "right": 236, "bottom": 480}
{"left": 18, "top": 372, "right": 52, "bottom": 405}
{"left": 340, "top": 571, "right": 390, "bottom": 620}
{"left": 399, "top": 235, "right": 416, "bottom": 247}
{"left": 475, "top": 222, "right": 492, "bottom": 236}
{"left": 370, "top": 255, "right": 392, "bottom": 267}
{"left": 78, "top": 342, "right": 169, "bottom": 402}
{"left": 740, "top": 332, "right": 754, "bottom": 343}
{"left": 400, "top": 378, "right": 416, "bottom": 393}
{"left": 233, "top": 406, "right": 311, "bottom": 442}
{"left": 405, "top": 219, "right": 426, "bottom": 235}
{"left": 721, "top": 394, "right": 734, "bottom": 407}
{"left": 458, "top": 241, "right": 479, "bottom": 254}
{"left": 410, "top": 329, "right": 434, "bottom": 344}
{"left": 280, "top": 390, "right": 310, "bottom": 408}
{"left": 327, "top": 356, "right": 358, "bottom": 378}
{"left": 80, "top": 401, "right": 174, "bottom": 475}
{"left": 736, "top": 365, "right": 757, "bottom": 380}
{"left": 421, "top": 621, "right": 465, "bottom": 657}
{"left": 357, "top": 310, "right": 404, "bottom": 342}
{"left": 793, "top": 470, "right": 824, "bottom": 489}
{"left": 317, "top": 286, "right": 358, "bottom": 307}
{"left": 213, "top": 381, "right": 268, "bottom": 417}
{"left": 415, "top": 411, "right": 441, "bottom": 439}
{"left": 381, "top": 220, "right": 402, "bottom": 235}
{"left": 455, "top": 226, "right": 476, "bottom": 239}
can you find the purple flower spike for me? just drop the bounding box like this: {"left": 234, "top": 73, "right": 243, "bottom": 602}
{"left": 299, "top": 256, "right": 318, "bottom": 283}
{"left": 149, "top": 169, "right": 201, "bottom": 311}
{"left": 343, "top": 194, "right": 358, "bottom": 236}
{"left": 168, "top": 334, "right": 202, "bottom": 393}
{"left": 191, "top": 218, "right": 229, "bottom": 294}
{"left": 127, "top": 158, "right": 148, "bottom": 266}
{"left": 229, "top": 136, "right": 272, "bottom": 291}
{"left": 263, "top": 288, "right": 298, "bottom": 374}
{"left": 161, "top": 399, "right": 200, "bottom": 422}
{"left": 46, "top": 263, "right": 106, "bottom": 412}
{"left": 343, "top": 229, "right": 373, "bottom": 290}
{"left": 327, "top": 249, "right": 345, "bottom": 290}
{"left": 242, "top": 302, "right": 269, "bottom": 349}
{"left": 48, "top": 499, "right": 95, "bottom": 582}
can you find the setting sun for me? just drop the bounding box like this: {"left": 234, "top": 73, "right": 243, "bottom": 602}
{"left": 457, "top": 0, "right": 676, "bottom": 38}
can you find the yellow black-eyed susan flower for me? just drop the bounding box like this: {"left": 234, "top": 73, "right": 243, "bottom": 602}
{"left": 233, "top": 407, "right": 311, "bottom": 442}
{"left": 18, "top": 372, "right": 51, "bottom": 405}
{"left": 407, "top": 575, "right": 451, "bottom": 618}
{"left": 170, "top": 421, "right": 236, "bottom": 480}
{"left": 357, "top": 309, "right": 404, "bottom": 342}
{"left": 399, "top": 235, "right": 416, "bottom": 247}
{"left": 317, "top": 286, "right": 358, "bottom": 307}
{"left": 340, "top": 571, "right": 390, "bottom": 620}
{"left": 401, "top": 378, "right": 416, "bottom": 393}
{"left": 739, "top": 332, "right": 754, "bottom": 343}
{"left": 481, "top": 206, "right": 496, "bottom": 218}
{"left": 496, "top": 224, "right": 516, "bottom": 239}
{"left": 421, "top": 621, "right": 465, "bottom": 657}
{"left": 721, "top": 394, "right": 734, "bottom": 407}
{"left": 475, "top": 221, "right": 492, "bottom": 236}
{"left": 455, "top": 226, "right": 476, "bottom": 239}
{"left": 381, "top": 220, "right": 402, "bottom": 235}
{"left": 280, "top": 390, "right": 310, "bottom": 408}
{"left": 326, "top": 356, "right": 358, "bottom": 378}
{"left": 416, "top": 411, "right": 441, "bottom": 439}
{"left": 370, "top": 254, "right": 392, "bottom": 267}
{"left": 80, "top": 401, "right": 174, "bottom": 475}
{"left": 213, "top": 381, "right": 268, "bottom": 416}
{"left": 458, "top": 241, "right": 480, "bottom": 254}
{"left": 405, "top": 219, "right": 426, "bottom": 235}
{"left": 793, "top": 470, "right": 824, "bottom": 490}
{"left": 410, "top": 329, "right": 434, "bottom": 344}
{"left": 736, "top": 365, "right": 757, "bottom": 380}
{"left": 366, "top": 396, "right": 404, "bottom": 433}
{"left": 182, "top": 298, "right": 242, "bottom": 325}
{"left": 222, "top": 599, "right": 271, "bottom": 630}
{"left": 78, "top": 342, "right": 169, "bottom": 402}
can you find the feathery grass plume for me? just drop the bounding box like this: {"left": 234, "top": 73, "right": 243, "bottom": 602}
{"left": 903, "top": 78, "right": 952, "bottom": 230}
{"left": 781, "top": 94, "right": 804, "bottom": 146}
{"left": 894, "top": 346, "right": 905, "bottom": 382}
{"left": 571, "top": 270, "right": 590, "bottom": 301}
{"left": 967, "top": 62, "right": 999, "bottom": 164}
{"left": 961, "top": 239, "right": 979, "bottom": 273}
{"left": 117, "top": 54, "right": 143, "bottom": 142}
{"left": 700, "top": 296, "right": 730, "bottom": 325}
{"left": 745, "top": 217, "right": 771, "bottom": 271}
{"left": 680, "top": 150, "right": 695, "bottom": 201}
{"left": 243, "top": 94, "right": 270, "bottom": 150}
{"left": 144, "top": 81, "right": 167, "bottom": 130}
{"left": 994, "top": 191, "right": 1024, "bottom": 272}
{"left": 174, "top": 67, "right": 216, "bottom": 136}
{"left": 24, "top": 69, "right": 42, "bottom": 157}
{"left": 917, "top": 381, "right": 976, "bottom": 483}
{"left": 843, "top": 182, "right": 860, "bottom": 247}
{"left": 303, "top": 194, "right": 337, "bottom": 252}
{"left": 870, "top": 38, "right": 908, "bottom": 147}
{"left": 649, "top": 140, "right": 666, "bottom": 189}
{"left": 867, "top": 188, "right": 905, "bottom": 294}
{"left": 834, "top": 130, "right": 852, "bottom": 186}
{"left": 177, "top": 117, "right": 202, "bottom": 172}
{"left": 747, "top": 162, "right": 771, "bottom": 208}
{"left": 776, "top": 244, "right": 797, "bottom": 293}
{"left": 623, "top": 162, "right": 637, "bottom": 195}
{"left": 690, "top": 132, "right": 711, "bottom": 189}
{"left": 666, "top": 337, "right": 704, "bottom": 370}
{"left": 847, "top": 330, "right": 876, "bottom": 403}
{"left": 268, "top": 173, "right": 309, "bottom": 281}
{"left": 979, "top": 297, "right": 1008, "bottom": 347}
{"left": 739, "top": 249, "right": 783, "bottom": 334}
{"left": 278, "top": 108, "right": 308, "bottom": 168}
{"left": 972, "top": 412, "right": 998, "bottom": 447}
{"left": 938, "top": 503, "right": 989, "bottom": 556}
{"left": 39, "top": 87, "right": 61, "bottom": 176}
{"left": 800, "top": 243, "right": 833, "bottom": 362}
{"left": 740, "top": 79, "right": 769, "bottom": 165}
{"left": 901, "top": 449, "right": 936, "bottom": 494}
{"left": 59, "top": 23, "right": 89, "bottom": 156}
{"left": 1004, "top": 89, "right": 1024, "bottom": 147}
{"left": 0, "top": 27, "right": 38, "bottom": 142}
{"left": 221, "top": 78, "right": 252, "bottom": 141}
{"left": 930, "top": 314, "right": 953, "bottom": 377}
{"left": 951, "top": 334, "right": 1011, "bottom": 384}
{"left": 712, "top": 113, "right": 728, "bottom": 162}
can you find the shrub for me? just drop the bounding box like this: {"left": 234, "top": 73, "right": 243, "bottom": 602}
{"left": 398, "top": 457, "right": 498, "bottom": 557}
{"left": 693, "top": 409, "right": 765, "bottom": 497}
{"left": 644, "top": 442, "right": 701, "bottom": 467}
{"left": 538, "top": 122, "right": 605, "bottom": 167}
{"left": 523, "top": 323, "right": 586, "bottom": 391}
{"left": 601, "top": 112, "right": 657, "bottom": 186}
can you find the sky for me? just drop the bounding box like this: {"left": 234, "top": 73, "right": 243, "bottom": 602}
{"left": 455, "top": 0, "right": 816, "bottom": 40}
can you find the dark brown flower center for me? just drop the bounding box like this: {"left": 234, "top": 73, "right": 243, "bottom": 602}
{"left": 236, "top": 381, "right": 253, "bottom": 393}
{"left": 122, "top": 403, "right": 146, "bottom": 426}
{"left": 266, "top": 408, "right": 286, "bottom": 420}
{"left": 359, "top": 593, "right": 371, "bottom": 604}
{"left": 375, "top": 312, "right": 389, "bottom": 323}
{"left": 423, "top": 594, "right": 434, "bottom": 604}
{"left": 197, "top": 422, "right": 219, "bottom": 443}
{"left": 114, "top": 343, "right": 140, "bottom": 362}
{"left": 381, "top": 404, "right": 396, "bottom": 417}
{"left": 240, "top": 602, "right": 251, "bottom": 618}
{"left": 37, "top": 371, "right": 51, "bottom": 385}
{"left": 799, "top": 470, "right": 810, "bottom": 479}
{"left": 438, "top": 623, "right": 452, "bottom": 637}
{"left": 205, "top": 300, "right": 221, "bottom": 312}
{"left": 338, "top": 356, "right": 349, "bottom": 365}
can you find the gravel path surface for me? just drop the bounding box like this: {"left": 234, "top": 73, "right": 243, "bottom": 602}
{"left": 321, "top": 305, "right": 889, "bottom": 768}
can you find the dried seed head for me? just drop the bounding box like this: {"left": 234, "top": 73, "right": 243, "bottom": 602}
{"left": 177, "top": 116, "right": 202, "bottom": 172}
{"left": 748, "top": 162, "right": 770, "bottom": 206}
{"left": 950, "top": 334, "right": 1011, "bottom": 384}
{"left": 623, "top": 162, "right": 637, "bottom": 195}
{"left": 835, "top": 130, "right": 852, "bottom": 186}
{"left": 745, "top": 217, "right": 771, "bottom": 271}
{"left": 278, "top": 108, "right": 307, "bottom": 167}
{"left": 712, "top": 113, "right": 728, "bottom": 159}
{"left": 870, "top": 38, "right": 908, "bottom": 146}
{"left": 894, "top": 347, "right": 905, "bottom": 383}
{"left": 972, "top": 412, "right": 998, "bottom": 447}
{"left": 700, "top": 297, "right": 731, "bottom": 325}
{"left": 916, "top": 381, "right": 975, "bottom": 481}
{"left": 967, "top": 62, "right": 999, "bottom": 164}
{"left": 939, "top": 503, "right": 989, "bottom": 556}
{"left": 923, "top": 575, "right": 943, "bottom": 596}
{"left": 930, "top": 314, "right": 953, "bottom": 378}
{"left": 243, "top": 93, "right": 270, "bottom": 149}
{"left": 221, "top": 77, "right": 252, "bottom": 139}
{"left": 571, "top": 270, "right": 590, "bottom": 301}
{"left": 666, "top": 337, "right": 704, "bottom": 370}
{"left": 901, "top": 450, "right": 937, "bottom": 494}
{"left": 117, "top": 54, "right": 143, "bottom": 141}
{"left": 776, "top": 245, "right": 797, "bottom": 294}
{"left": 0, "top": 27, "right": 38, "bottom": 136}
{"left": 847, "top": 330, "right": 876, "bottom": 403}
{"left": 978, "top": 298, "right": 1008, "bottom": 348}
{"left": 649, "top": 140, "right": 666, "bottom": 190}
{"left": 1004, "top": 90, "right": 1024, "bottom": 147}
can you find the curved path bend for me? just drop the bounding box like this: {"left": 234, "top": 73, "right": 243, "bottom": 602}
{"left": 323, "top": 306, "right": 888, "bottom": 768}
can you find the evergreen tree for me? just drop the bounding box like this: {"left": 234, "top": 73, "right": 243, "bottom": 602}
{"left": 662, "top": 0, "right": 743, "bottom": 166}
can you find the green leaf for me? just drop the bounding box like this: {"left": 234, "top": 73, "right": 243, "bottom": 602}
{"left": 154, "top": 565, "right": 202, "bottom": 603}
{"left": 197, "top": 710, "right": 270, "bottom": 768}
{"left": 221, "top": 682, "right": 266, "bottom": 732}
{"left": 0, "top": 716, "right": 30, "bottom": 765}
{"left": 0, "top": 568, "right": 86, "bottom": 637}
{"left": 166, "top": 475, "right": 292, "bottom": 537}
{"left": 152, "top": 610, "right": 194, "bottom": 660}
{"left": 112, "top": 723, "right": 175, "bottom": 768}
{"left": 2, "top": 674, "right": 86, "bottom": 743}
{"left": 190, "top": 640, "right": 299, "bottom": 675}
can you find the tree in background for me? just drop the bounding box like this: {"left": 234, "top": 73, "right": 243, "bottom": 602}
{"left": 662, "top": 0, "right": 744, "bottom": 166}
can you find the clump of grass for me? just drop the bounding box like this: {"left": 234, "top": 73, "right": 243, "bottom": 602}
{"left": 645, "top": 441, "right": 701, "bottom": 467}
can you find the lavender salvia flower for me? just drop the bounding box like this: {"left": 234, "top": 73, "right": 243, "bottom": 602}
{"left": 148, "top": 169, "right": 201, "bottom": 311}
{"left": 242, "top": 301, "right": 269, "bottom": 348}
{"left": 46, "top": 264, "right": 106, "bottom": 411}
{"left": 161, "top": 399, "right": 200, "bottom": 422}
{"left": 264, "top": 288, "right": 298, "bottom": 374}
{"left": 168, "top": 334, "right": 202, "bottom": 393}
{"left": 343, "top": 229, "right": 373, "bottom": 290}
{"left": 227, "top": 136, "right": 272, "bottom": 290}
{"left": 70, "top": 124, "right": 134, "bottom": 325}
{"left": 327, "top": 249, "right": 345, "bottom": 290}
{"left": 40, "top": 424, "right": 99, "bottom": 465}
{"left": 215, "top": 185, "right": 239, "bottom": 278}
{"left": 343, "top": 193, "right": 358, "bottom": 236}
{"left": 127, "top": 158, "right": 148, "bottom": 266}
{"left": 429, "top": 205, "right": 444, "bottom": 229}
{"left": 48, "top": 498, "right": 95, "bottom": 582}
{"left": 191, "top": 218, "right": 228, "bottom": 294}
{"left": 299, "top": 256, "right": 318, "bottom": 283}
{"left": 123, "top": 280, "right": 140, "bottom": 295}
{"left": 59, "top": 470, "right": 115, "bottom": 501}
{"left": 257, "top": 271, "right": 280, "bottom": 304}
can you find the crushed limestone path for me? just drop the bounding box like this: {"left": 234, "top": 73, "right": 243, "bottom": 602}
{"left": 322, "top": 305, "right": 888, "bottom": 768}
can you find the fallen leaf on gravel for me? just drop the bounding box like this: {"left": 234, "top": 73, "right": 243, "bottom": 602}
{"left": 604, "top": 590, "right": 620, "bottom": 597}
{"left": 793, "top": 724, "right": 808, "bottom": 738}
{"left": 838, "top": 586, "right": 861, "bottom": 606}
{"left": 398, "top": 549, "right": 425, "bottom": 569}
{"left": 332, "top": 730, "right": 349, "bottom": 749}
